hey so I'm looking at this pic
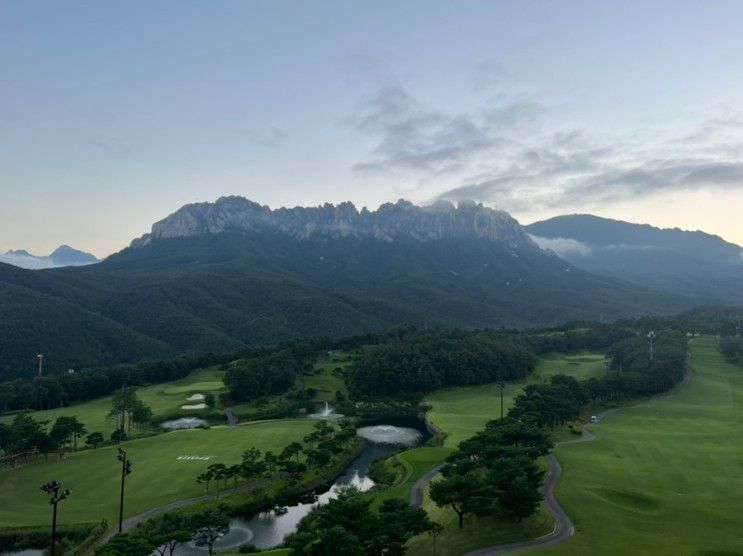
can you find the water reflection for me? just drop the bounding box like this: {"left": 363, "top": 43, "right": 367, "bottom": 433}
{"left": 174, "top": 425, "right": 421, "bottom": 553}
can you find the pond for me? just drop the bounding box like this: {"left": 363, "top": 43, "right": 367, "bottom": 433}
{"left": 173, "top": 424, "right": 423, "bottom": 553}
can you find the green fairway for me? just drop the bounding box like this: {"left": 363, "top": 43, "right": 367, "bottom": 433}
{"left": 427, "top": 351, "right": 607, "bottom": 447}
{"left": 529, "top": 337, "right": 743, "bottom": 555}
{"left": 0, "top": 420, "right": 315, "bottom": 526}
{"left": 0, "top": 367, "right": 228, "bottom": 437}
{"left": 369, "top": 446, "right": 453, "bottom": 508}
{"left": 303, "top": 351, "right": 354, "bottom": 403}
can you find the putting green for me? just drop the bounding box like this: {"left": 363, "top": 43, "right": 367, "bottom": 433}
{"left": 0, "top": 367, "right": 227, "bottom": 437}
{"left": 529, "top": 337, "right": 743, "bottom": 555}
{"left": 0, "top": 420, "right": 315, "bottom": 526}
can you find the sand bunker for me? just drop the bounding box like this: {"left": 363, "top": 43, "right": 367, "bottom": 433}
{"left": 181, "top": 403, "right": 207, "bottom": 410}
{"left": 186, "top": 393, "right": 206, "bottom": 401}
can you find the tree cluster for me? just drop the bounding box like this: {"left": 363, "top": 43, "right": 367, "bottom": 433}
{"left": 350, "top": 330, "right": 537, "bottom": 398}
{"left": 720, "top": 336, "right": 743, "bottom": 365}
{"left": 510, "top": 330, "right": 688, "bottom": 427}
{"left": 430, "top": 418, "right": 551, "bottom": 528}
{"left": 287, "top": 487, "right": 436, "bottom": 556}
{"left": 0, "top": 413, "right": 95, "bottom": 466}
{"left": 97, "top": 507, "right": 230, "bottom": 556}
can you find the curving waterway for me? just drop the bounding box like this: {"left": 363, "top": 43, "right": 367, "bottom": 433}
{"left": 173, "top": 424, "right": 422, "bottom": 553}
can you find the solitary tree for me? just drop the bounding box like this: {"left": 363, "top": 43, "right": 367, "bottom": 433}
{"left": 429, "top": 472, "right": 495, "bottom": 529}
{"left": 190, "top": 509, "right": 230, "bottom": 556}
{"left": 85, "top": 432, "right": 104, "bottom": 449}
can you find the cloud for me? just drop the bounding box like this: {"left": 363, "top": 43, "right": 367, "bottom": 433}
{"left": 0, "top": 253, "right": 61, "bottom": 269}
{"left": 246, "top": 127, "right": 287, "bottom": 147}
{"left": 435, "top": 110, "right": 743, "bottom": 212}
{"left": 529, "top": 235, "right": 591, "bottom": 257}
{"left": 349, "top": 85, "right": 540, "bottom": 175}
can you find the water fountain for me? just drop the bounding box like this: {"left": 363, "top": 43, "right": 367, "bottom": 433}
{"left": 355, "top": 424, "right": 422, "bottom": 446}
{"left": 308, "top": 401, "right": 344, "bottom": 420}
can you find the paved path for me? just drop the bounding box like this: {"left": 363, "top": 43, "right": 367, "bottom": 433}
{"left": 412, "top": 366, "right": 693, "bottom": 556}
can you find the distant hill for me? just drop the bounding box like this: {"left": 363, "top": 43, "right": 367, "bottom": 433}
{"left": 0, "top": 244, "right": 99, "bottom": 269}
{"left": 0, "top": 199, "right": 694, "bottom": 380}
{"left": 526, "top": 214, "right": 743, "bottom": 303}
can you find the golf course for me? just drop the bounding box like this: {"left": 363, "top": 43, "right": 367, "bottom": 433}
{"left": 526, "top": 336, "right": 743, "bottom": 555}
{"left": 0, "top": 420, "right": 315, "bottom": 526}
{"left": 0, "top": 366, "right": 228, "bottom": 437}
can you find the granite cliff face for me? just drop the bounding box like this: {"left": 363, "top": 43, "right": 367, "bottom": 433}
{"left": 131, "top": 197, "right": 536, "bottom": 249}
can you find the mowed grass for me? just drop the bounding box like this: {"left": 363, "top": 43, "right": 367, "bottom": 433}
{"left": 407, "top": 490, "right": 554, "bottom": 556}
{"left": 528, "top": 337, "right": 743, "bottom": 555}
{"left": 369, "top": 446, "right": 453, "bottom": 508}
{"left": 303, "top": 351, "right": 354, "bottom": 403}
{"left": 427, "top": 351, "right": 608, "bottom": 448}
{"left": 0, "top": 367, "right": 228, "bottom": 436}
{"left": 0, "top": 420, "right": 315, "bottom": 526}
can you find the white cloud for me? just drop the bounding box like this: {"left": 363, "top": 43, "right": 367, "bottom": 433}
{"left": 529, "top": 235, "right": 591, "bottom": 257}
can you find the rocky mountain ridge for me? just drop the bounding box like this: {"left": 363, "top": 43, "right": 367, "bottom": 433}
{"left": 131, "top": 197, "right": 535, "bottom": 249}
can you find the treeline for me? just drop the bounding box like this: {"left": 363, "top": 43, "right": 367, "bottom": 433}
{"left": 510, "top": 330, "right": 688, "bottom": 428}
{"left": 350, "top": 330, "right": 537, "bottom": 398}
{"left": 0, "top": 335, "right": 335, "bottom": 413}
{"left": 0, "top": 353, "right": 223, "bottom": 413}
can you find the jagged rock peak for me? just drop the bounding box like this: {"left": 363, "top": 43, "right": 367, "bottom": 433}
{"left": 131, "top": 196, "right": 533, "bottom": 248}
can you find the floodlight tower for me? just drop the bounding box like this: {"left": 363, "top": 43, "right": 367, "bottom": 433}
{"left": 648, "top": 331, "right": 656, "bottom": 361}
{"left": 117, "top": 448, "right": 133, "bottom": 532}
{"left": 41, "top": 480, "right": 71, "bottom": 556}
{"left": 37, "top": 353, "right": 44, "bottom": 377}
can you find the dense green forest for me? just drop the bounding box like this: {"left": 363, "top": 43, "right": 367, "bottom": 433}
{"left": 0, "top": 229, "right": 695, "bottom": 380}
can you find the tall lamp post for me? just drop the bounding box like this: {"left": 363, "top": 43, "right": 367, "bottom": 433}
{"left": 499, "top": 379, "right": 505, "bottom": 420}
{"left": 37, "top": 353, "right": 44, "bottom": 377}
{"left": 117, "top": 448, "right": 133, "bottom": 533}
{"left": 648, "top": 331, "right": 656, "bottom": 361}
{"left": 41, "top": 480, "right": 71, "bottom": 556}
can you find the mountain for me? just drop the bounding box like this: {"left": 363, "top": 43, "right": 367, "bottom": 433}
{"left": 526, "top": 214, "right": 743, "bottom": 303}
{"left": 0, "top": 198, "right": 692, "bottom": 380}
{"left": 0, "top": 245, "right": 99, "bottom": 269}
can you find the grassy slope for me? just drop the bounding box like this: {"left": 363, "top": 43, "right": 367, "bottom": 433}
{"left": 427, "top": 352, "right": 608, "bottom": 448}
{"left": 0, "top": 420, "right": 315, "bottom": 526}
{"left": 0, "top": 367, "right": 228, "bottom": 436}
{"left": 526, "top": 337, "right": 743, "bottom": 555}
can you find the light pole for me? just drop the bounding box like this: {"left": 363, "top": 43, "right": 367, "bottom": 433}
{"left": 37, "top": 353, "right": 44, "bottom": 377}
{"left": 648, "top": 331, "right": 656, "bottom": 361}
{"left": 41, "top": 480, "right": 71, "bottom": 556}
{"left": 499, "top": 379, "right": 505, "bottom": 420}
{"left": 117, "top": 448, "right": 132, "bottom": 533}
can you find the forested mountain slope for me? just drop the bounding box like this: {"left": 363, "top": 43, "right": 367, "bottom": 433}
{"left": 0, "top": 200, "right": 694, "bottom": 379}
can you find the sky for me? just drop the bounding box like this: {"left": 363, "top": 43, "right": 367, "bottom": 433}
{"left": 3, "top": 1, "right": 743, "bottom": 257}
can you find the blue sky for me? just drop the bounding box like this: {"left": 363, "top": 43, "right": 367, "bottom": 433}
{"left": 3, "top": 1, "right": 743, "bottom": 256}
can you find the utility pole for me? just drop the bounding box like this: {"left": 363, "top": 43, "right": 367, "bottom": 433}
{"left": 37, "top": 353, "right": 44, "bottom": 377}
{"left": 41, "top": 480, "right": 71, "bottom": 556}
{"left": 648, "top": 331, "right": 656, "bottom": 361}
{"left": 117, "top": 448, "right": 133, "bottom": 532}
{"left": 737, "top": 319, "right": 741, "bottom": 337}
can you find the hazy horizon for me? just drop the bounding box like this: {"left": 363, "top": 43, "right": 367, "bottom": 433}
{"left": 4, "top": 1, "right": 743, "bottom": 256}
